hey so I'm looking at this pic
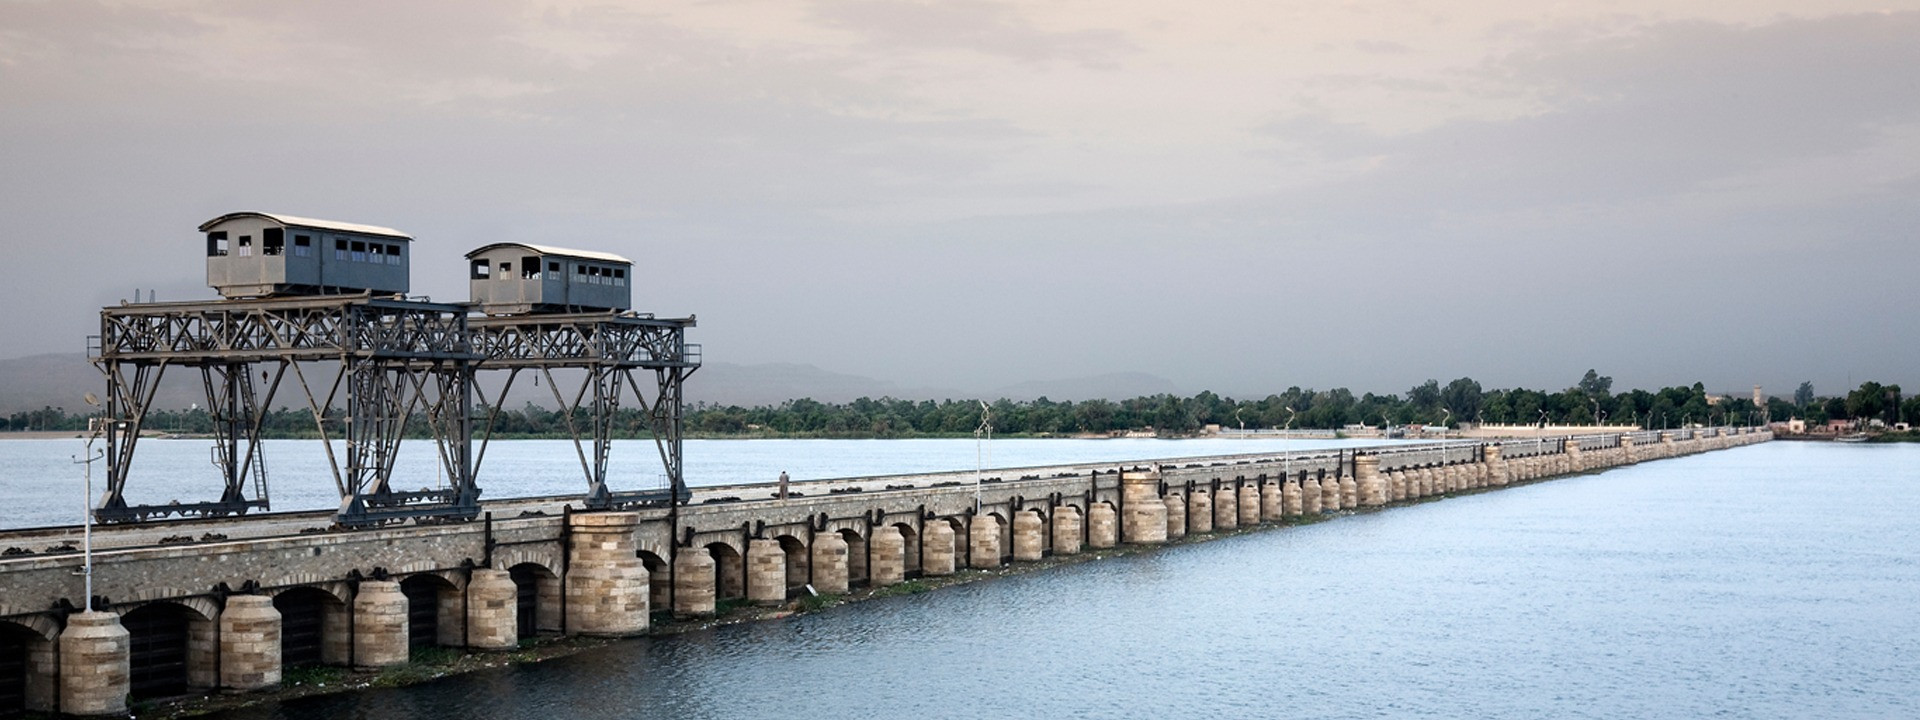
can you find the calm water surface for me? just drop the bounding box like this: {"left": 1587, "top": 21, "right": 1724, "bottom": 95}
{"left": 0, "top": 436, "right": 1378, "bottom": 528}
{"left": 200, "top": 441, "right": 1917, "bottom": 719}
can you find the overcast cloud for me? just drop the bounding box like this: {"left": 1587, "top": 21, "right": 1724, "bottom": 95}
{"left": 1, "top": 0, "right": 1915, "bottom": 399}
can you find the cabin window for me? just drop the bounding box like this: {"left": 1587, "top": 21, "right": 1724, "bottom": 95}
{"left": 263, "top": 228, "right": 284, "bottom": 256}
{"left": 548, "top": 261, "right": 559, "bottom": 274}
{"left": 576, "top": 265, "right": 588, "bottom": 283}
{"left": 237, "top": 236, "right": 253, "bottom": 257}
{"left": 471, "top": 260, "right": 490, "bottom": 279}
{"left": 335, "top": 239, "right": 349, "bottom": 260}
{"left": 369, "top": 244, "right": 385, "bottom": 264}
{"left": 293, "top": 235, "right": 312, "bottom": 258}
{"left": 387, "top": 244, "right": 402, "bottom": 265}
{"left": 207, "top": 231, "right": 228, "bottom": 257}
{"left": 613, "top": 268, "right": 626, "bottom": 287}
{"left": 521, "top": 256, "right": 540, "bottom": 279}
{"left": 350, "top": 241, "right": 367, "bottom": 263}
{"left": 498, "top": 261, "right": 512, "bottom": 277}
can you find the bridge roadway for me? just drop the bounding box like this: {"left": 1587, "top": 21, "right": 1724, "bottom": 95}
{"left": 0, "top": 439, "right": 1479, "bottom": 553}
{"left": 0, "top": 428, "right": 1769, "bottom": 716}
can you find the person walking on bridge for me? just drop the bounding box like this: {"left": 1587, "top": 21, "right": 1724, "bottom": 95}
{"left": 778, "top": 471, "right": 790, "bottom": 499}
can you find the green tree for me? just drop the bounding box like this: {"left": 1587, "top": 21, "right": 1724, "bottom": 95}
{"left": 1577, "top": 369, "right": 1614, "bottom": 397}
{"left": 1440, "top": 377, "right": 1483, "bottom": 425}
{"left": 1794, "top": 381, "right": 1815, "bottom": 409}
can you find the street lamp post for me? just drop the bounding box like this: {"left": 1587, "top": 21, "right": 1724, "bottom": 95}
{"left": 974, "top": 401, "right": 991, "bottom": 513}
{"left": 74, "top": 393, "right": 107, "bottom": 613}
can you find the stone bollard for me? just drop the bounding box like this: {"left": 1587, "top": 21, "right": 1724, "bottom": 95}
{"left": 1339, "top": 474, "right": 1358, "bottom": 507}
{"left": 352, "top": 581, "right": 408, "bottom": 669}
{"left": 1012, "top": 511, "right": 1047, "bottom": 561}
{"left": 1356, "top": 455, "right": 1385, "bottom": 507}
{"left": 1283, "top": 477, "right": 1303, "bottom": 516}
{"left": 1320, "top": 475, "right": 1343, "bottom": 511}
{"left": 871, "top": 526, "right": 906, "bottom": 586}
{"left": 463, "top": 570, "right": 517, "bottom": 652}
{"left": 812, "top": 533, "right": 851, "bottom": 593}
{"left": 1237, "top": 483, "right": 1261, "bottom": 527}
{"left": 1301, "top": 476, "right": 1323, "bottom": 514}
{"left": 970, "top": 515, "right": 1004, "bottom": 567}
{"left": 1388, "top": 470, "right": 1406, "bottom": 502}
{"left": 923, "top": 521, "right": 957, "bottom": 576}
{"left": 746, "top": 538, "right": 787, "bottom": 606}
{"left": 59, "top": 611, "right": 128, "bottom": 716}
{"left": 567, "top": 512, "right": 650, "bottom": 634}
{"left": 1260, "top": 478, "right": 1284, "bottom": 521}
{"left": 673, "top": 549, "right": 716, "bottom": 618}
{"left": 1163, "top": 495, "right": 1187, "bottom": 540}
{"left": 1120, "top": 470, "right": 1168, "bottom": 545}
{"left": 1052, "top": 507, "right": 1083, "bottom": 555}
{"left": 1188, "top": 489, "right": 1213, "bottom": 533}
{"left": 1088, "top": 503, "right": 1118, "bottom": 548}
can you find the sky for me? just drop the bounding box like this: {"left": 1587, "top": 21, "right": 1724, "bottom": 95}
{"left": 1, "top": 0, "right": 1916, "bottom": 400}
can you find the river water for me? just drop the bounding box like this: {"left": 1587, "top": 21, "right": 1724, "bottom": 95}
{"left": 184, "top": 440, "right": 1916, "bottom": 719}
{"left": 0, "top": 436, "right": 1378, "bottom": 529}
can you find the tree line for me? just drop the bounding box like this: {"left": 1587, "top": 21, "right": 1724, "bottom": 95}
{"left": 5, "top": 371, "right": 1908, "bottom": 439}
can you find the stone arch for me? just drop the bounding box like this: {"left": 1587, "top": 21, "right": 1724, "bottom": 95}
{"left": 636, "top": 550, "right": 671, "bottom": 612}
{"left": 273, "top": 586, "right": 348, "bottom": 668}
{"left": 492, "top": 546, "right": 563, "bottom": 578}
{"left": 774, "top": 535, "right": 809, "bottom": 594}
{"left": 705, "top": 542, "right": 745, "bottom": 600}
{"left": 0, "top": 618, "right": 54, "bottom": 714}
{"left": 398, "top": 574, "right": 462, "bottom": 653}
{"left": 837, "top": 528, "right": 869, "bottom": 586}
{"left": 122, "top": 599, "right": 216, "bottom": 699}
{"left": 508, "top": 563, "right": 561, "bottom": 637}
{"left": 891, "top": 522, "right": 921, "bottom": 575}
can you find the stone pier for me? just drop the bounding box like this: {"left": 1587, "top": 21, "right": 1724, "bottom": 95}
{"left": 1122, "top": 470, "right": 1167, "bottom": 544}
{"left": 59, "top": 611, "right": 128, "bottom": 716}
{"left": 567, "top": 512, "right": 650, "bottom": 633}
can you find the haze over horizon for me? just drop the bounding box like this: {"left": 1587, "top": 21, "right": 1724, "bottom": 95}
{"left": 3, "top": 1, "right": 1916, "bottom": 400}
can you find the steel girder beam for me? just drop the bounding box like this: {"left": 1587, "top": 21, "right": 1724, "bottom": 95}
{"left": 469, "top": 313, "right": 699, "bottom": 510}
{"left": 91, "top": 295, "right": 482, "bottom": 526}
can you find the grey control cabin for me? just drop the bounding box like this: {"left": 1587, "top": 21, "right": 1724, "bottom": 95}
{"left": 466, "top": 243, "right": 633, "bottom": 315}
{"left": 202, "top": 212, "right": 412, "bottom": 298}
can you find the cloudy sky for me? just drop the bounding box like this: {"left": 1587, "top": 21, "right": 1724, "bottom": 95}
{"left": 2, "top": 0, "right": 1915, "bottom": 399}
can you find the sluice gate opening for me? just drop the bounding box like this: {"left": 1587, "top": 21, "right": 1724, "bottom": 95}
{"left": 274, "top": 588, "right": 340, "bottom": 668}
{"left": 123, "top": 603, "right": 194, "bottom": 700}
{"left": 0, "top": 625, "right": 29, "bottom": 716}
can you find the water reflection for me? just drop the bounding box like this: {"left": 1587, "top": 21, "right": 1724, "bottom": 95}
{"left": 217, "top": 442, "right": 1920, "bottom": 719}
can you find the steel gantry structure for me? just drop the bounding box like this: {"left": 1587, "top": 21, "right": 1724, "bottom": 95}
{"left": 89, "top": 294, "right": 482, "bottom": 527}
{"left": 467, "top": 312, "right": 700, "bottom": 510}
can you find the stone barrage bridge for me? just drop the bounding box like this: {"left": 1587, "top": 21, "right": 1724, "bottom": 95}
{"left": 0, "top": 429, "right": 1768, "bottom": 715}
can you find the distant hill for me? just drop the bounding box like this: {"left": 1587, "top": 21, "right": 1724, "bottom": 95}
{"left": 0, "top": 353, "right": 1186, "bottom": 414}
{"left": 685, "top": 362, "right": 961, "bottom": 407}
{"left": 987, "top": 372, "right": 1184, "bottom": 402}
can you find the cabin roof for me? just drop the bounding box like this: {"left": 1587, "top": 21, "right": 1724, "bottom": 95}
{"left": 464, "top": 242, "right": 632, "bottom": 265}
{"left": 198, "top": 212, "right": 412, "bottom": 239}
